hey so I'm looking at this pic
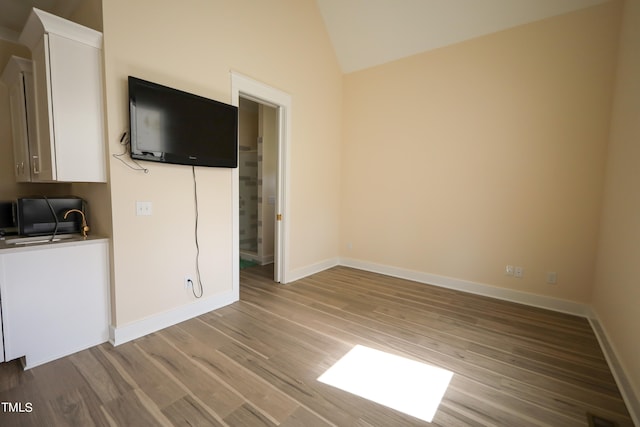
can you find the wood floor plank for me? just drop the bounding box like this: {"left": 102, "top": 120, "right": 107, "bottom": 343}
{"left": 223, "top": 402, "right": 278, "bottom": 427}
{"left": 467, "top": 341, "right": 620, "bottom": 395}
{"left": 68, "top": 346, "right": 133, "bottom": 405}
{"left": 161, "top": 394, "right": 226, "bottom": 427}
{"left": 0, "top": 264, "right": 633, "bottom": 426}
{"left": 99, "top": 341, "right": 186, "bottom": 410}
{"left": 432, "top": 403, "right": 490, "bottom": 427}
{"left": 0, "top": 359, "right": 33, "bottom": 393}
{"left": 277, "top": 406, "right": 334, "bottom": 427}
{"left": 47, "top": 385, "right": 111, "bottom": 427}
{"left": 447, "top": 375, "right": 582, "bottom": 426}
{"left": 102, "top": 388, "right": 173, "bottom": 427}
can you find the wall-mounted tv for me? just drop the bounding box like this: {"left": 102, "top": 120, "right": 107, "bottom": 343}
{"left": 128, "top": 76, "right": 238, "bottom": 168}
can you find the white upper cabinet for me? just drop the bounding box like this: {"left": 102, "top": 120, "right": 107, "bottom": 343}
{"left": 1, "top": 57, "right": 38, "bottom": 182}
{"left": 18, "top": 8, "right": 106, "bottom": 183}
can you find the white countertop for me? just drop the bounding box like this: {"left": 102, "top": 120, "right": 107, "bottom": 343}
{"left": 0, "top": 234, "right": 108, "bottom": 253}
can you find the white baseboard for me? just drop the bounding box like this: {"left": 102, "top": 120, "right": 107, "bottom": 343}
{"left": 339, "top": 257, "right": 589, "bottom": 317}
{"left": 587, "top": 313, "right": 640, "bottom": 426}
{"left": 285, "top": 257, "right": 340, "bottom": 284}
{"left": 109, "top": 290, "right": 237, "bottom": 346}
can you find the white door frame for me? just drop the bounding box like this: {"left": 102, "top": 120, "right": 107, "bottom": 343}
{"left": 231, "top": 71, "right": 291, "bottom": 294}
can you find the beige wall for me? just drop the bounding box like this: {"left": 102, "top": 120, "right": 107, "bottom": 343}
{"left": 102, "top": 0, "right": 342, "bottom": 325}
{"left": 593, "top": 0, "right": 640, "bottom": 405}
{"left": 341, "top": 2, "right": 621, "bottom": 303}
{"left": 69, "top": 0, "right": 103, "bottom": 32}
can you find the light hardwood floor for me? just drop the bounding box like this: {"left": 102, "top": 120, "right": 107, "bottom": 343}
{"left": 0, "top": 265, "right": 633, "bottom": 426}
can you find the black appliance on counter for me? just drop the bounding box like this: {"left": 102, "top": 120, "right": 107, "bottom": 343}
{"left": 0, "top": 200, "right": 17, "bottom": 236}
{"left": 15, "top": 197, "right": 85, "bottom": 237}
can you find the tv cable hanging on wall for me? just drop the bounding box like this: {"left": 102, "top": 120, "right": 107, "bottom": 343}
{"left": 190, "top": 166, "right": 204, "bottom": 298}
{"left": 112, "top": 131, "right": 149, "bottom": 173}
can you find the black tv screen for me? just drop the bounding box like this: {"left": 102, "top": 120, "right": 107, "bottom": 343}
{"left": 128, "top": 76, "right": 238, "bottom": 168}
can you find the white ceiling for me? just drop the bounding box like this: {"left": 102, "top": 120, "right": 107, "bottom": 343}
{"left": 315, "top": 0, "right": 610, "bottom": 73}
{"left": 1, "top": 0, "right": 610, "bottom": 73}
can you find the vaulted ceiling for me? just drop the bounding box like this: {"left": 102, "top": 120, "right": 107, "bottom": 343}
{"left": 315, "top": 0, "right": 609, "bottom": 72}
{"left": 0, "top": 0, "right": 610, "bottom": 73}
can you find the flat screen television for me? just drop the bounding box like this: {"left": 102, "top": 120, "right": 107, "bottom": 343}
{"left": 128, "top": 76, "right": 238, "bottom": 168}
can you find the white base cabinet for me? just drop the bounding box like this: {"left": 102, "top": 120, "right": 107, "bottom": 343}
{"left": 0, "top": 239, "right": 110, "bottom": 369}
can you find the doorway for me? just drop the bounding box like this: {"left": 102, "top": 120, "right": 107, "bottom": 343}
{"left": 238, "top": 98, "right": 277, "bottom": 269}
{"left": 231, "top": 72, "right": 291, "bottom": 292}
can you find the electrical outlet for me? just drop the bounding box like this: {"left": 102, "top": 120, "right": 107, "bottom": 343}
{"left": 505, "top": 265, "right": 514, "bottom": 276}
{"left": 514, "top": 266, "right": 524, "bottom": 278}
{"left": 547, "top": 272, "right": 557, "bottom": 284}
{"left": 184, "top": 275, "right": 193, "bottom": 289}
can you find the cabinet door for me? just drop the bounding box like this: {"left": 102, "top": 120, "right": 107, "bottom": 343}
{"left": 0, "top": 241, "right": 110, "bottom": 368}
{"left": 22, "top": 67, "right": 39, "bottom": 180}
{"left": 48, "top": 33, "right": 106, "bottom": 182}
{"left": 31, "top": 34, "right": 56, "bottom": 181}
{"left": 7, "top": 77, "right": 32, "bottom": 182}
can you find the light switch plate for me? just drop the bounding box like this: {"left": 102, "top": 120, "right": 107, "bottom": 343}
{"left": 136, "top": 201, "right": 152, "bottom": 216}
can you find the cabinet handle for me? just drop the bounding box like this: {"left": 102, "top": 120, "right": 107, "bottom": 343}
{"left": 32, "top": 156, "right": 39, "bottom": 174}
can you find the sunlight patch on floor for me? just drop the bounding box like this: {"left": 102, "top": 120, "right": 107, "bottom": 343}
{"left": 317, "top": 345, "right": 453, "bottom": 423}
